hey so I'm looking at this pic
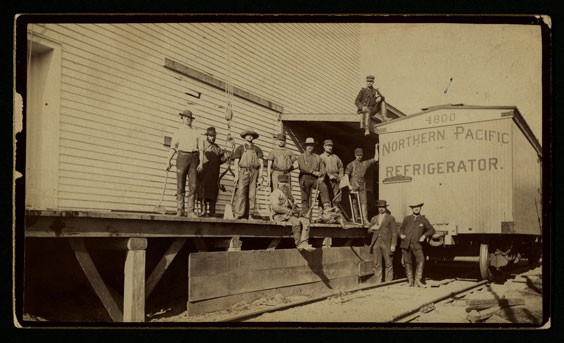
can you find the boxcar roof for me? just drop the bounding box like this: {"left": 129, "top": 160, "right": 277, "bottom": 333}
{"left": 374, "top": 104, "right": 542, "bottom": 157}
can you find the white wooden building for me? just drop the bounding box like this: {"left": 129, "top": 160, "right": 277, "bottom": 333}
{"left": 25, "top": 22, "right": 407, "bottom": 216}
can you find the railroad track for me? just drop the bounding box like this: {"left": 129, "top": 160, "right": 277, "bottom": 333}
{"left": 216, "top": 262, "right": 539, "bottom": 323}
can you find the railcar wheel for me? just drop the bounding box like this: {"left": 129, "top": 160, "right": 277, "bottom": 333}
{"left": 479, "top": 244, "right": 493, "bottom": 281}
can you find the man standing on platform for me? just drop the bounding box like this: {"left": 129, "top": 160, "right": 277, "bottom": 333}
{"left": 297, "top": 138, "right": 330, "bottom": 218}
{"left": 399, "top": 202, "right": 436, "bottom": 287}
{"left": 368, "top": 200, "right": 398, "bottom": 283}
{"left": 267, "top": 133, "right": 297, "bottom": 191}
{"left": 167, "top": 109, "right": 204, "bottom": 218}
{"left": 270, "top": 174, "right": 315, "bottom": 252}
{"left": 355, "top": 74, "right": 388, "bottom": 135}
{"left": 319, "top": 139, "right": 344, "bottom": 212}
{"left": 197, "top": 127, "right": 231, "bottom": 217}
{"left": 345, "top": 145, "right": 379, "bottom": 224}
{"left": 233, "top": 129, "right": 264, "bottom": 219}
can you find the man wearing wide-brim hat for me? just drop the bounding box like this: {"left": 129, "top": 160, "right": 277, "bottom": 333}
{"left": 232, "top": 129, "right": 264, "bottom": 219}
{"left": 297, "top": 137, "right": 330, "bottom": 217}
{"left": 167, "top": 109, "right": 204, "bottom": 218}
{"left": 368, "top": 200, "right": 398, "bottom": 283}
{"left": 196, "top": 127, "right": 231, "bottom": 217}
{"left": 398, "top": 201, "right": 436, "bottom": 287}
{"left": 267, "top": 133, "right": 297, "bottom": 191}
{"left": 354, "top": 74, "right": 388, "bottom": 135}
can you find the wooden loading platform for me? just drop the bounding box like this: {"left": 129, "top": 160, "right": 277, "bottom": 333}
{"left": 23, "top": 210, "right": 377, "bottom": 322}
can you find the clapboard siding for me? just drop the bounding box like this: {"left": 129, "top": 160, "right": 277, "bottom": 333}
{"left": 28, "top": 22, "right": 360, "bottom": 212}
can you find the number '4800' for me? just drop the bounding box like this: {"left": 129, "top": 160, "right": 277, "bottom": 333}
{"left": 425, "top": 113, "right": 456, "bottom": 125}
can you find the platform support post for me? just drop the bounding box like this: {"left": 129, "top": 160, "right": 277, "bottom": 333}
{"left": 123, "top": 238, "right": 147, "bottom": 322}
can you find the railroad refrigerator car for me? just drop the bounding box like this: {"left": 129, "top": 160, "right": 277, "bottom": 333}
{"left": 374, "top": 104, "right": 542, "bottom": 280}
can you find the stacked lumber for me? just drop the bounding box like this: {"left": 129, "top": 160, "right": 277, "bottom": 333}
{"left": 465, "top": 296, "right": 525, "bottom": 323}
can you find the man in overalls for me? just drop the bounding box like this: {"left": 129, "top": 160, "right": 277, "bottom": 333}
{"left": 167, "top": 109, "right": 204, "bottom": 218}
{"left": 197, "top": 127, "right": 230, "bottom": 217}
{"left": 355, "top": 75, "right": 388, "bottom": 135}
{"left": 344, "top": 145, "right": 379, "bottom": 224}
{"left": 319, "top": 139, "right": 344, "bottom": 211}
{"left": 267, "top": 133, "right": 297, "bottom": 191}
{"left": 297, "top": 137, "right": 330, "bottom": 218}
{"left": 270, "top": 174, "right": 315, "bottom": 252}
{"left": 399, "top": 202, "right": 436, "bottom": 287}
{"left": 233, "top": 129, "right": 264, "bottom": 219}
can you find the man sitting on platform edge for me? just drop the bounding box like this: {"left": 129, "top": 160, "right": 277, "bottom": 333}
{"left": 270, "top": 174, "right": 316, "bottom": 252}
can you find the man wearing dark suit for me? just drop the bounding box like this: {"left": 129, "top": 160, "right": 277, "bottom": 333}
{"left": 354, "top": 74, "right": 387, "bottom": 135}
{"left": 368, "top": 200, "right": 398, "bottom": 283}
{"left": 399, "top": 202, "right": 436, "bottom": 287}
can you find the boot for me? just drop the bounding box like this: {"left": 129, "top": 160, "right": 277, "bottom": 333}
{"left": 364, "top": 112, "right": 371, "bottom": 136}
{"left": 405, "top": 264, "right": 414, "bottom": 287}
{"left": 297, "top": 241, "right": 316, "bottom": 252}
{"left": 208, "top": 201, "right": 216, "bottom": 217}
{"left": 415, "top": 262, "right": 425, "bottom": 288}
{"left": 176, "top": 194, "right": 185, "bottom": 217}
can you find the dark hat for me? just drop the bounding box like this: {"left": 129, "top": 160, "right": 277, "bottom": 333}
{"left": 205, "top": 127, "right": 217, "bottom": 136}
{"left": 179, "top": 109, "right": 195, "bottom": 119}
{"left": 366, "top": 75, "right": 375, "bottom": 81}
{"left": 409, "top": 202, "right": 424, "bottom": 208}
{"left": 277, "top": 174, "right": 290, "bottom": 183}
{"left": 240, "top": 129, "right": 259, "bottom": 139}
{"left": 323, "top": 139, "right": 333, "bottom": 146}
{"left": 274, "top": 133, "right": 286, "bottom": 141}
{"left": 376, "top": 200, "right": 389, "bottom": 208}
{"left": 354, "top": 148, "right": 363, "bottom": 155}
{"left": 303, "top": 137, "right": 317, "bottom": 145}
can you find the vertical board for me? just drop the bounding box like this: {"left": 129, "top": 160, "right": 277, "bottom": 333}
{"left": 379, "top": 111, "right": 513, "bottom": 234}
{"left": 26, "top": 23, "right": 360, "bottom": 212}
{"left": 512, "top": 122, "right": 542, "bottom": 235}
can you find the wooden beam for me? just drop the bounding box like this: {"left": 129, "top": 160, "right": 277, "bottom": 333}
{"left": 69, "top": 238, "right": 123, "bottom": 322}
{"left": 266, "top": 238, "right": 281, "bottom": 250}
{"left": 145, "top": 238, "right": 186, "bottom": 299}
{"left": 164, "top": 58, "right": 284, "bottom": 113}
{"left": 344, "top": 239, "right": 354, "bottom": 246}
{"left": 228, "top": 235, "right": 242, "bottom": 251}
{"left": 281, "top": 113, "right": 361, "bottom": 122}
{"left": 86, "top": 238, "right": 148, "bottom": 251}
{"left": 26, "top": 215, "right": 368, "bottom": 239}
{"left": 123, "top": 239, "right": 146, "bottom": 322}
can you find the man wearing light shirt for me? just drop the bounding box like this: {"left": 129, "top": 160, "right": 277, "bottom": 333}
{"left": 167, "top": 109, "right": 204, "bottom": 218}
{"left": 319, "top": 139, "right": 344, "bottom": 211}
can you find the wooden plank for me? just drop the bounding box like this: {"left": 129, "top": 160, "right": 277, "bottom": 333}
{"left": 189, "top": 260, "right": 359, "bottom": 301}
{"left": 281, "top": 113, "right": 360, "bottom": 123}
{"left": 86, "top": 237, "right": 147, "bottom": 251}
{"left": 465, "top": 297, "right": 525, "bottom": 311}
{"left": 467, "top": 306, "right": 502, "bottom": 323}
{"left": 25, "top": 215, "right": 369, "bottom": 239}
{"left": 189, "top": 247, "right": 371, "bottom": 277}
{"left": 266, "top": 238, "right": 281, "bottom": 250}
{"left": 123, "top": 241, "right": 146, "bottom": 322}
{"left": 145, "top": 238, "right": 186, "bottom": 299}
{"left": 164, "top": 58, "right": 284, "bottom": 113}
{"left": 187, "top": 274, "right": 366, "bottom": 316}
{"left": 68, "top": 238, "right": 123, "bottom": 322}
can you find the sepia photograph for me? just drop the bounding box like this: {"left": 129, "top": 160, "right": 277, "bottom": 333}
{"left": 13, "top": 14, "right": 550, "bottom": 328}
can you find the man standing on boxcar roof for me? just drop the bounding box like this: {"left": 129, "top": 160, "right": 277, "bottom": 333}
{"left": 267, "top": 133, "right": 297, "bottom": 191}
{"left": 399, "top": 202, "right": 436, "bottom": 287}
{"left": 345, "top": 145, "right": 379, "bottom": 224}
{"left": 355, "top": 74, "right": 388, "bottom": 136}
{"left": 233, "top": 129, "right": 264, "bottom": 219}
{"left": 197, "top": 127, "right": 231, "bottom": 217}
{"left": 368, "top": 200, "right": 398, "bottom": 283}
{"left": 167, "top": 109, "right": 204, "bottom": 218}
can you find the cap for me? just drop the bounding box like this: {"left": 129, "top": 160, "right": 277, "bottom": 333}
{"left": 205, "top": 127, "right": 217, "bottom": 136}
{"left": 376, "top": 200, "right": 389, "bottom": 207}
{"left": 354, "top": 148, "right": 363, "bottom": 155}
{"left": 274, "top": 133, "right": 286, "bottom": 141}
{"left": 366, "top": 75, "right": 375, "bottom": 81}
{"left": 304, "top": 137, "right": 317, "bottom": 145}
{"left": 323, "top": 139, "right": 333, "bottom": 146}
{"left": 179, "top": 109, "right": 195, "bottom": 119}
